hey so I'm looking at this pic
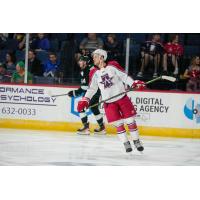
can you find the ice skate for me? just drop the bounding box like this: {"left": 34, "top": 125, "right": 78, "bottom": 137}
{"left": 123, "top": 141, "right": 133, "bottom": 153}
{"left": 137, "top": 71, "right": 143, "bottom": 78}
{"left": 133, "top": 139, "right": 144, "bottom": 152}
{"left": 94, "top": 125, "right": 106, "bottom": 135}
{"left": 77, "top": 123, "right": 90, "bottom": 135}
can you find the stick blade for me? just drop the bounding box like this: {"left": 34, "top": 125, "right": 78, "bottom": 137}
{"left": 161, "top": 75, "right": 176, "bottom": 82}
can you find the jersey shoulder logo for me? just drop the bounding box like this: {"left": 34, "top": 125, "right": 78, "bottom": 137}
{"left": 100, "top": 73, "right": 113, "bottom": 89}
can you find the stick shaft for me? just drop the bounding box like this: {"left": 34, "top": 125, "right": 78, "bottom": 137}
{"left": 51, "top": 93, "right": 69, "bottom": 97}
{"left": 51, "top": 75, "right": 174, "bottom": 107}
{"left": 89, "top": 76, "right": 162, "bottom": 108}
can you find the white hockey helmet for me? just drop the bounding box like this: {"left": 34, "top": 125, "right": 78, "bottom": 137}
{"left": 92, "top": 49, "right": 107, "bottom": 61}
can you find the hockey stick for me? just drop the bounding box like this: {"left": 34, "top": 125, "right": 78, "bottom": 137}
{"left": 49, "top": 75, "right": 176, "bottom": 99}
{"left": 89, "top": 75, "right": 176, "bottom": 108}
{"left": 50, "top": 93, "right": 70, "bottom": 97}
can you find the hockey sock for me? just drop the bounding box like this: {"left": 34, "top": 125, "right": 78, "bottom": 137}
{"left": 116, "top": 124, "right": 129, "bottom": 143}
{"left": 127, "top": 121, "right": 139, "bottom": 140}
{"left": 79, "top": 112, "right": 88, "bottom": 127}
{"left": 95, "top": 114, "right": 104, "bottom": 128}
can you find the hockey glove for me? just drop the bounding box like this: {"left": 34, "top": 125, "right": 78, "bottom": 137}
{"left": 77, "top": 97, "right": 90, "bottom": 112}
{"left": 132, "top": 80, "right": 146, "bottom": 90}
{"left": 68, "top": 90, "right": 75, "bottom": 97}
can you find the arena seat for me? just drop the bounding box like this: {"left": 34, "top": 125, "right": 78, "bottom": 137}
{"left": 184, "top": 45, "right": 200, "bottom": 57}
{"left": 51, "top": 33, "right": 68, "bottom": 42}
{"left": 187, "top": 34, "right": 200, "bottom": 45}
{"left": 131, "top": 33, "right": 146, "bottom": 44}
{"left": 49, "top": 39, "right": 59, "bottom": 52}
{"left": 74, "top": 33, "right": 86, "bottom": 44}
{"left": 177, "top": 34, "right": 185, "bottom": 44}
{"left": 116, "top": 33, "right": 129, "bottom": 41}
{"left": 130, "top": 44, "right": 141, "bottom": 57}
{"left": 5, "top": 39, "right": 18, "bottom": 51}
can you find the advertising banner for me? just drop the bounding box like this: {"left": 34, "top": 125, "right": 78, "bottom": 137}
{"left": 0, "top": 84, "right": 199, "bottom": 130}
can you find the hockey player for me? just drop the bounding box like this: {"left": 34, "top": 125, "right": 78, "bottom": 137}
{"left": 68, "top": 55, "right": 105, "bottom": 135}
{"left": 77, "top": 49, "right": 145, "bottom": 153}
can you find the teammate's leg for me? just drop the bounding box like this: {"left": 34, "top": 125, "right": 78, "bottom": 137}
{"left": 90, "top": 105, "right": 106, "bottom": 134}
{"left": 90, "top": 95, "right": 105, "bottom": 134}
{"left": 77, "top": 111, "right": 90, "bottom": 135}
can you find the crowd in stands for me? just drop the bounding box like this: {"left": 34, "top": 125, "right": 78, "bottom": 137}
{"left": 0, "top": 33, "right": 200, "bottom": 92}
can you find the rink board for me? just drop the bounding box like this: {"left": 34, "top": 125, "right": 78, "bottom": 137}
{"left": 0, "top": 83, "right": 200, "bottom": 138}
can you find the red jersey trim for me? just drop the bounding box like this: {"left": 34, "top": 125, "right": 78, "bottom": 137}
{"left": 89, "top": 67, "right": 98, "bottom": 85}
{"left": 107, "top": 60, "right": 125, "bottom": 72}
{"left": 107, "top": 61, "right": 134, "bottom": 83}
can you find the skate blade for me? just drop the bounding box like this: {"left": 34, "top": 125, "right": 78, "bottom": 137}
{"left": 133, "top": 147, "right": 144, "bottom": 154}
{"left": 76, "top": 131, "right": 90, "bottom": 135}
{"left": 126, "top": 152, "right": 133, "bottom": 156}
{"left": 125, "top": 151, "right": 134, "bottom": 158}
{"left": 94, "top": 130, "right": 106, "bottom": 135}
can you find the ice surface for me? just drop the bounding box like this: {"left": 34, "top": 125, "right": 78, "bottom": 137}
{"left": 0, "top": 128, "right": 200, "bottom": 166}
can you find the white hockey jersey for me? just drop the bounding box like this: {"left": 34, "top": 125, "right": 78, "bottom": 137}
{"left": 85, "top": 61, "right": 134, "bottom": 103}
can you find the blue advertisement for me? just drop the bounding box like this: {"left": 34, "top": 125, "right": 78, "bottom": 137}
{"left": 184, "top": 98, "right": 200, "bottom": 124}
{"left": 70, "top": 95, "right": 92, "bottom": 117}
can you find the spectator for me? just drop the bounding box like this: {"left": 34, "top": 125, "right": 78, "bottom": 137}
{"left": 29, "top": 34, "right": 38, "bottom": 48}
{"left": 79, "top": 33, "right": 104, "bottom": 56}
{"left": 43, "top": 52, "right": 60, "bottom": 78}
{"left": 137, "top": 34, "right": 163, "bottom": 78}
{"left": 0, "top": 33, "right": 8, "bottom": 41}
{"left": 104, "top": 33, "right": 121, "bottom": 61}
{"left": 163, "top": 34, "right": 184, "bottom": 76}
{"left": 11, "top": 61, "right": 33, "bottom": 84}
{"left": 5, "top": 52, "right": 16, "bottom": 74}
{"left": 31, "top": 33, "right": 50, "bottom": 51}
{"left": 183, "top": 56, "right": 200, "bottom": 92}
{"left": 0, "top": 33, "right": 8, "bottom": 49}
{"left": 0, "top": 62, "right": 11, "bottom": 83}
{"left": 14, "top": 33, "right": 26, "bottom": 50}
{"left": 28, "top": 50, "right": 43, "bottom": 76}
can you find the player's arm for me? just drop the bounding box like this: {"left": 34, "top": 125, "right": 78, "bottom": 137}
{"left": 68, "top": 87, "right": 85, "bottom": 97}
{"left": 68, "top": 85, "right": 89, "bottom": 97}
